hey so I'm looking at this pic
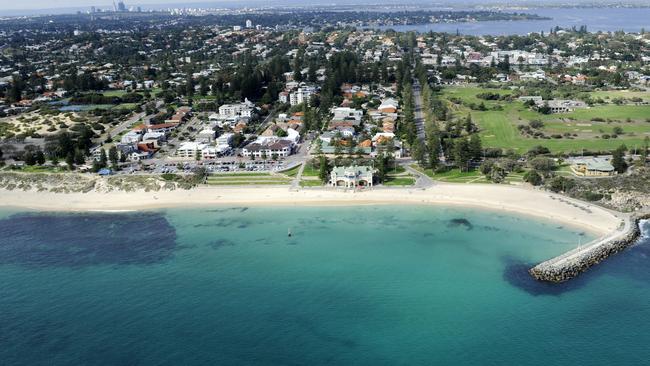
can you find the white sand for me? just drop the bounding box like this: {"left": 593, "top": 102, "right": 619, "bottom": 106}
{"left": 0, "top": 184, "right": 623, "bottom": 236}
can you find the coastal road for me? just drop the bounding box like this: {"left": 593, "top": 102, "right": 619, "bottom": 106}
{"left": 412, "top": 80, "right": 426, "bottom": 142}
{"left": 403, "top": 163, "right": 434, "bottom": 189}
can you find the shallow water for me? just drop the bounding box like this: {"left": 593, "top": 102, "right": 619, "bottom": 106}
{"left": 1, "top": 206, "right": 649, "bottom": 365}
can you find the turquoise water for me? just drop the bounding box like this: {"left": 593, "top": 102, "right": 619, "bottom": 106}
{"left": 1, "top": 206, "right": 649, "bottom": 365}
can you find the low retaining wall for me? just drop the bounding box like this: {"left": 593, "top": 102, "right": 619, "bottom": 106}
{"left": 529, "top": 213, "right": 650, "bottom": 283}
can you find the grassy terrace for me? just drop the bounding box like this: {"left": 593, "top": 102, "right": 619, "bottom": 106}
{"left": 384, "top": 165, "right": 415, "bottom": 186}
{"left": 205, "top": 173, "right": 291, "bottom": 186}
{"left": 441, "top": 86, "right": 650, "bottom": 153}
{"left": 412, "top": 165, "right": 525, "bottom": 184}
{"left": 383, "top": 176, "right": 416, "bottom": 186}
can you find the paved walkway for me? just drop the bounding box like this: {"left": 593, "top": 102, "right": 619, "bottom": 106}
{"left": 289, "top": 161, "right": 306, "bottom": 191}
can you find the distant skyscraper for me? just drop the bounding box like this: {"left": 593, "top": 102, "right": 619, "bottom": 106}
{"left": 117, "top": 1, "right": 126, "bottom": 12}
{"left": 246, "top": 19, "right": 253, "bottom": 28}
{"left": 91, "top": 6, "right": 96, "bottom": 13}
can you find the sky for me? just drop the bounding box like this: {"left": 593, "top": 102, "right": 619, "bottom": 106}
{"left": 0, "top": 0, "right": 244, "bottom": 11}
{"left": 0, "top": 0, "right": 626, "bottom": 13}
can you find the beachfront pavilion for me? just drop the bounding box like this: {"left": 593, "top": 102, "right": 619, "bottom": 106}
{"left": 570, "top": 157, "right": 616, "bottom": 177}
{"left": 329, "top": 166, "right": 374, "bottom": 188}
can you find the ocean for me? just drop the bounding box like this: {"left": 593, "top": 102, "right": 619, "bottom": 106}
{"left": 1, "top": 206, "right": 649, "bottom": 365}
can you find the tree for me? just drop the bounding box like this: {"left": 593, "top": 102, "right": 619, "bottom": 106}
{"left": 489, "top": 165, "right": 506, "bottom": 183}
{"left": 99, "top": 148, "right": 107, "bottom": 168}
{"left": 480, "top": 160, "right": 494, "bottom": 175}
{"left": 66, "top": 152, "right": 75, "bottom": 170}
{"left": 412, "top": 140, "right": 426, "bottom": 167}
{"left": 529, "top": 157, "right": 556, "bottom": 172}
{"left": 640, "top": 136, "right": 649, "bottom": 165}
{"left": 24, "top": 150, "right": 36, "bottom": 166}
{"left": 468, "top": 134, "right": 482, "bottom": 160}
{"left": 318, "top": 156, "right": 330, "bottom": 183}
{"left": 547, "top": 176, "right": 575, "bottom": 193}
{"left": 523, "top": 170, "right": 543, "bottom": 186}
{"left": 453, "top": 138, "right": 471, "bottom": 172}
{"left": 314, "top": 138, "right": 323, "bottom": 156}
{"left": 611, "top": 145, "right": 627, "bottom": 173}
{"left": 374, "top": 153, "right": 393, "bottom": 183}
{"left": 35, "top": 150, "right": 46, "bottom": 165}
{"left": 109, "top": 146, "right": 119, "bottom": 168}
{"left": 464, "top": 114, "right": 474, "bottom": 133}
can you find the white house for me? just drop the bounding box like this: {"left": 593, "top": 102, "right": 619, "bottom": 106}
{"left": 331, "top": 107, "right": 363, "bottom": 121}
{"left": 218, "top": 99, "right": 255, "bottom": 118}
{"left": 289, "top": 87, "right": 316, "bottom": 106}
{"left": 176, "top": 142, "right": 207, "bottom": 158}
{"left": 197, "top": 129, "right": 216, "bottom": 143}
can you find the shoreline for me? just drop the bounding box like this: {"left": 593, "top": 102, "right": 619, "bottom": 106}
{"left": 0, "top": 183, "right": 623, "bottom": 236}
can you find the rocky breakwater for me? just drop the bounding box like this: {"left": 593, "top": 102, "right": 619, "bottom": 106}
{"left": 529, "top": 213, "right": 650, "bottom": 283}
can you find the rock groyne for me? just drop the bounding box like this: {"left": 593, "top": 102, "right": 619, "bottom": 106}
{"left": 530, "top": 213, "right": 650, "bottom": 283}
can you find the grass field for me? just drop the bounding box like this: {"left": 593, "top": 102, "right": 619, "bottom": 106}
{"left": 299, "top": 180, "right": 324, "bottom": 187}
{"left": 412, "top": 165, "right": 526, "bottom": 184}
{"left": 441, "top": 86, "right": 650, "bottom": 154}
{"left": 8, "top": 165, "right": 67, "bottom": 173}
{"left": 205, "top": 173, "right": 290, "bottom": 186}
{"left": 383, "top": 176, "right": 416, "bottom": 186}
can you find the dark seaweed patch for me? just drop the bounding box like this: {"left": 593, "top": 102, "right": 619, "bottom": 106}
{"left": 504, "top": 223, "right": 650, "bottom": 295}
{"left": 204, "top": 207, "right": 249, "bottom": 213}
{"left": 0, "top": 212, "right": 176, "bottom": 267}
{"left": 502, "top": 256, "right": 589, "bottom": 296}
{"left": 448, "top": 218, "right": 473, "bottom": 230}
{"left": 208, "top": 239, "right": 236, "bottom": 250}
{"left": 193, "top": 218, "right": 251, "bottom": 229}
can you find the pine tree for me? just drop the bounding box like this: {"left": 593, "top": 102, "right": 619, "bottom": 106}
{"left": 464, "top": 114, "right": 474, "bottom": 133}
{"left": 469, "top": 134, "right": 482, "bottom": 160}
{"left": 66, "top": 152, "right": 75, "bottom": 170}
{"left": 640, "top": 136, "right": 649, "bottom": 164}
{"left": 611, "top": 145, "right": 627, "bottom": 173}
{"left": 35, "top": 150, "right": 46, "bottom": 165}
{"left": 74, "top": 149, "right": 85, "bottom": 165}
{"left": 453, "top": 138, "right": 471, "bottom": 172}
{"left": 99, "top": 148, "right": 107, "bottom": 168}
{"left": 109, "top": 146, "right": 119, "bottom": 168}
{"left": 318, "top": 156, "right": 330, "bottom": 183}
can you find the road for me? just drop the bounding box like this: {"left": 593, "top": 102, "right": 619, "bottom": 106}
{"left": 412, "top": 80, "right": 426, "bottom": 141}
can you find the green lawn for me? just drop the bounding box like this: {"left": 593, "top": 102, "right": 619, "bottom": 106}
{"left": 205, "top": 173, "right": 290, "bottom": 186}
{"left": 590, "top": 90, "right": 650, "bottom": 102}
{"left": 10, "top": 165, "right": 66, "bottom": 173}
{"left": 209, "top": 172, "right": 271, "bottom": 177}
{"left": 206, "top": 181, "right": 290, "bottom": 186}
{"left": 302, "top": 164, "right": 320, "bottom": 177}
{"left": 383, "top": 176, "right": 416, "bottom": 186}
{"left": 280, "top": 165, "right": 301, "bottom": 177}
{"left": 300, "top": 180, "right": 324, "bottom": 187}
{"left": 442, "top": 86, "right": 650, "bottom": 154}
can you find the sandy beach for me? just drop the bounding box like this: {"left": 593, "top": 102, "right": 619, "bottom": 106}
{"left": 0, "top": 183, "right": 623, "bottom": 236}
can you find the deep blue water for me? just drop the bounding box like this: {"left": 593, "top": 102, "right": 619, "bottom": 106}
{"left": 0, "top": 206, "right": 649, "bottom": 365}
